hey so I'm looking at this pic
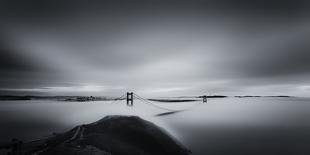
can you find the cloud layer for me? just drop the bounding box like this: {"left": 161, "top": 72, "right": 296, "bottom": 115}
{"left": 0, "top": 0, "right": 310, "bottom": 96}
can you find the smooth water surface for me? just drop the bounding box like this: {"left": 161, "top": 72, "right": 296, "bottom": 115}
{"left": 1, "top": 97, "right": 310, "bottom": 155}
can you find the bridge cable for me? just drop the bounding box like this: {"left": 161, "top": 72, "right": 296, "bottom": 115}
{"left": 110, "top": 94, "right": 126, "bottom": 105}
{"left": 133, "top": 93, "right": 182, "bottom": 112}
{"left": 134, "top": 93, "right": 202, "bottom": 113}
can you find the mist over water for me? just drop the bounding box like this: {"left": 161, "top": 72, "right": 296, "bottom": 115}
{"left": 1, "top": 97, "right": 310, "bottom": 155}
{"left": 163, "top": 97, "right": 310, "bottom": 155}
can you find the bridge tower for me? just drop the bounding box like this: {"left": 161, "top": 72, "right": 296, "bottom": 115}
{"left": 203, "top": 95, "right": 207, "bottom": 103}
{"left": 126, "top": 92, "right": 133, "bottom": 106}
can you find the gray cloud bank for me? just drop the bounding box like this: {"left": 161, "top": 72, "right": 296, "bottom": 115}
{"left": 0, "top": 0, "right": 310, "bottom": 97}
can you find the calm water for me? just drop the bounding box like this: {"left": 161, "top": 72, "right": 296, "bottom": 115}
{"left": 1, "top": 97, "right": 310, "bottom": 155}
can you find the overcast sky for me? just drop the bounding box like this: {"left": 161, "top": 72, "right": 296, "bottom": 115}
{"left": 0, "top": 0, "right": 310, "bottom": 97}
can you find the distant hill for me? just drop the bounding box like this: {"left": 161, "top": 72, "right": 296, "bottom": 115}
{"left": 235, "top": 95, "right": 291, "bottom": 98}
{"left": 0, "top": 95, "right": 121, "bottom": 101}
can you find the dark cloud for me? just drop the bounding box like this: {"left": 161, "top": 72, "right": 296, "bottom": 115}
{"left": 1, "top": 0, "right": 308, "bottom": 19}
{"left": 242, "top": 38, "right": 310, "bottom": 77}
{"left": 0, "top": 37, "right": 41, "bottom": 72}
{"left": 0, "top": 0, "right": 310, "bottom": 96}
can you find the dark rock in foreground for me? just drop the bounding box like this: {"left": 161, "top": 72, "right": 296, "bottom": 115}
{"left": 11, "top": 116, "right": 191, "bottom": 155}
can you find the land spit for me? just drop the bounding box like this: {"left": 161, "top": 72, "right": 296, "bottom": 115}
{"left": 6, "top": 115, "right": 190, "bottom": 155}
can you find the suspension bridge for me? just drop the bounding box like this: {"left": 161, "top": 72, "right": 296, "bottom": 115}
{"left": 109, "top": 92, "right": 207, "bottom": 114}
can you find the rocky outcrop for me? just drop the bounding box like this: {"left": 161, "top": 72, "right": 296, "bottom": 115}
{"left": 10, "top": 116, "right": 190, "bottom": 155}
